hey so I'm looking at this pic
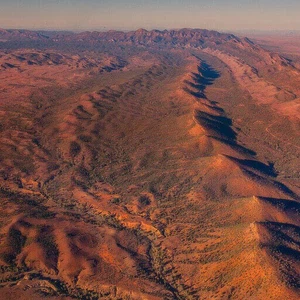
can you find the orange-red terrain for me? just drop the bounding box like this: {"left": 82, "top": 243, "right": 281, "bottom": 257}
{"left": 0, "top": 29, "right": 299, "bottom": 299}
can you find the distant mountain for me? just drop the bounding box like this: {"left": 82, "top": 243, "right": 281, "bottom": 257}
{"left": 0, "top": 28, "right": 241, "bottom": 48}
{"left": 0, "top": 28, "right": 50, "bottom": 41}
{"left": 64, "top": 28, "right": 240, "bottom": 47}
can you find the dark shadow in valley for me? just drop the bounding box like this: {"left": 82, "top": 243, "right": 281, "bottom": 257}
{"left": 184, "top": 61, "right": 220, "bottom": 100}
{"left": 211, "top": 136, "right": 256, "bottom": 156}
{"left": 195, "top": 110, "right": 237, "bottom": 141}
{"left": 228, "top": 156, "right": 277, "bottom": 177}
{"left": 259, "top": 197, "right": 300, "bottom": 213}
{"left": 185, "top": 60, "right": 300, "bottom": 200}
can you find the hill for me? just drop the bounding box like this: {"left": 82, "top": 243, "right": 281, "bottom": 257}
{"left": 0, "top": 28, "right": 299, "bottom": 299}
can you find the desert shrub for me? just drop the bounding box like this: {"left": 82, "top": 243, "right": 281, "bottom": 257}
{"left": 69, "top": 141, "right": 81, "bottom": 157}
{"left": 79, "top": 134, "right": 92, "bottom": 143}
{"left": 111, "top": 197, "right": 121, "bottom": 204}
{"left": 139, "top": 195, "right": 151, "bottom": 206}
{"left": 5, "top": 228, "right": 26, "bottom": 263}
{"left": 78, "top": 166, "right": 90, "bottom": 178}
{"left": 47, "top": 162, "right": 60, "bottom": 172}
{"left": 37, "top": 230, "right": 59, "bottom": 259}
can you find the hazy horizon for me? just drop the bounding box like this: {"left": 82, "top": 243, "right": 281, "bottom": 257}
{"left": 1, "top": 0, "right": 300, "bottom": 32}
{"left": 2, "top": 26, "right": 300, "bottom": 36}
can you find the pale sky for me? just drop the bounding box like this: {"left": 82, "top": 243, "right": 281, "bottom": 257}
{"left": 1, "top": 0, "right": 300, "bottom": 31}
